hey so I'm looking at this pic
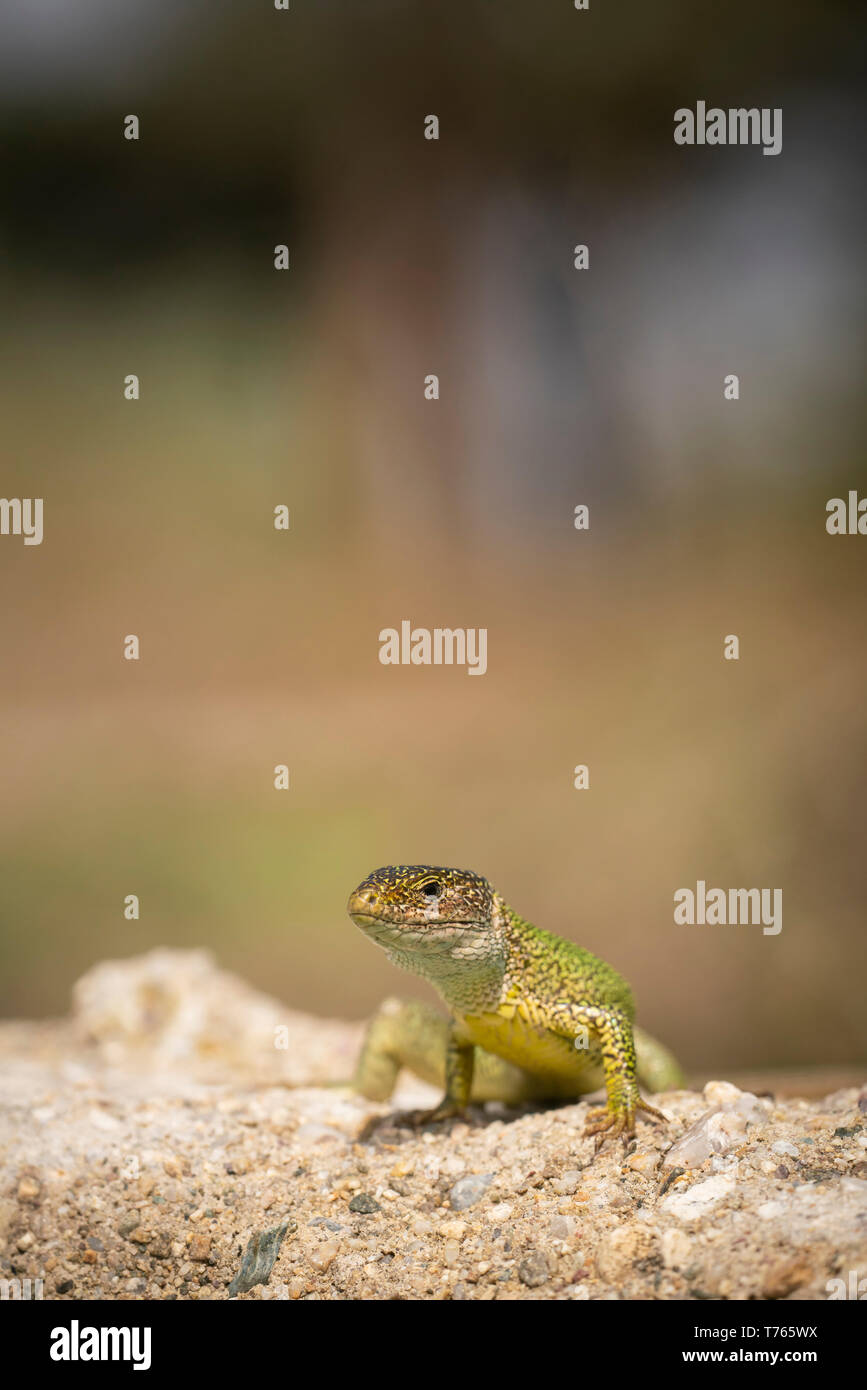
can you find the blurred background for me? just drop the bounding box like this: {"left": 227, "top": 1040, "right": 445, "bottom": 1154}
{"left": 0, "top": 0, "right": 864, "bottom": 1075}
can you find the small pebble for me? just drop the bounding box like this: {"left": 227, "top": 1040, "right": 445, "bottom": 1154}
{"left": 449, "top": 1174, "right": 494, "bottom": 1211}
{"left": 309, "top": 1240, "right": 339, "bottom": 1271}
{"left": 549, "top": 1215, "right": 576, "bottom": 1241}
{"left": 439, "top": 1220, "right": 466, "bottom": 1241}
{"left": 348, "top": 1193, "right": 381, "bottom": 1215}
{"left": 771, "top": 1140, "right": 798, "bottom": 1158}
{"left": 517, "top": 1251, "right": 550, "bottom": 1287}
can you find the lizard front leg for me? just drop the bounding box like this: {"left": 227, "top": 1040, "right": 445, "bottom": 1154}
{"left": 356, "top": 1012, "right": 474, "bottom": 1139}
{"left": 552, "top": 1001, "right": 668, "bottom": 1150}
{"left": 407, "top": 1024, "right": 474, "bottom": 1123}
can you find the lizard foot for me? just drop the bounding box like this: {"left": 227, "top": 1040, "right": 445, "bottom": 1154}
{"left": 356, "top": 1102, "right": 464, "bottom": 1144}
{"left": 584, "top": 1097, "right": 667, "bottom": 1152}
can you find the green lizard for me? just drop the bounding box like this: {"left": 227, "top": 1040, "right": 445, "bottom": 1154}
{"left": 348, "top": 865, "right": 684, "bottom": 1149}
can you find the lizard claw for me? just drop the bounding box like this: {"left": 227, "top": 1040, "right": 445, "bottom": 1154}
{"left": 394, "top": 1102, "right": 464, "bottom": 1127}
{"left": 584, "top": 1097, "right": 668, "bottom": 1151}
{"left": 356, "top": 1102, "right": 464, "bottom": 1144}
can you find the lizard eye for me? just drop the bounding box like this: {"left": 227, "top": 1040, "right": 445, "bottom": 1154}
{"left": 421, "top": 880, "right": 441, "bottom": 898}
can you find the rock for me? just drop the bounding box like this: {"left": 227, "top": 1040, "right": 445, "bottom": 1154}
{"left": 17, "top": 1175, "right": 42, "bottom": 1203}
{"left": 70, "top": 948, "right": 359, "bottom": 1085}
{"left": 348, "top": 1193, "right": 381, "bottom": 1214}
{"left": 485, "top": 1202, "right": 513, "bottom": 1222}
{"left": 439, "top": 1220, "right": 467, "bottom": 1241}
{"left": 0, "top": 1198, "right": 17, "bottom": 1245}
{"left": 660, "top": 1228, "right": 692, "bottom": 1270}
{"left": 551, "top": 1170, "right": 582, "bottom": 1195}
{"left": 549, "top": 1216, "right": 577, "bottom": 1240}
{"left": 309, "top": 1240, "right": 339, "bottom": 1271}
{"left": 595, "top": 1225, "right": 656, "bottom": 1281}
{"left": 756, "top": 1200, "right": 787, "bottom": 1220}
{"left": 661, "top": 1173, "right": 735, "bottom": 1221}
{"left": 87, "top": 1108, "right": 121, "bottom": 1132}
{"left": 517, "top": 1250, "right": 551, "bottom": 1287}
{"left": 663, "top": 1110, "right": 749, "bottom": 1169}
{"left": 761, "top": 1256, "right": 814, "bottom": 1299}
{"left": 663, "top": 1084, "right": 766, "bottom": 1170}
{"left": 228, "top": 1220, "right": 296, "bottom": 1297}
{"left": 839, "top": 1176, "right": 867, "bottom": 1194}
{"left": 626, "top": 1151, "right": 655, "bottom": 1173}
{"left": 703, "top": 1081, "right": 765, "bottom": 1119}
{"left": 449, "top": 1174, "right": 494, "bottom": 1210}
{"left": 295, "top": 1122, "right": 347, "bottom": 1147}
{"left": 2, "top": 949, "right": 866, "bottom": 1304}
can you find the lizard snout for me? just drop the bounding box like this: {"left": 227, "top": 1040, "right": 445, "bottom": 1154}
{"left": 348, "top": 887, "right": 381, "bottom": 926}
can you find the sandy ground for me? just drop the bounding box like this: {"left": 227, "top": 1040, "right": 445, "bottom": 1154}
{"left": 1, "top": 949, "right": 865, "bottom": 1301}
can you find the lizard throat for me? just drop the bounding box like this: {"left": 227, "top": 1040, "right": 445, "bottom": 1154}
{"left": 383, "top": 939, "right": 506, "bottom": 1013}
{"left": 369, "top": 905, "right": 509, "bottom": 1013}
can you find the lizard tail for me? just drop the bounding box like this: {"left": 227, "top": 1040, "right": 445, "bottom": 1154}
{"left": 634, "top": 1025, "right": 686, "bottom": 1093}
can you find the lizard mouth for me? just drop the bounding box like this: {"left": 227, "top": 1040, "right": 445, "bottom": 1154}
{"left": 348, "top": 891, "right": 488, "bottom": 948}
{"left": 349, "top": 915, "right": 483, "bottom": 955}
{"left": 348, "top": 891, "right": 461, "bottom": 932}
{"left": 348, "top": 911, "right": 380, "bottom": 929}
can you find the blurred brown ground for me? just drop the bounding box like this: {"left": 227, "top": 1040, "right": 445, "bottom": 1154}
{"left": 0, "top": 0, "right": 864, "bottom": 1077}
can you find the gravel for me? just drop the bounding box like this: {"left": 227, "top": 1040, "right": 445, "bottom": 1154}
{"left": 1, "top": 949, "right": 865, "bottom": 1301}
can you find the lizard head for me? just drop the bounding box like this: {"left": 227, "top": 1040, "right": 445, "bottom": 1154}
{"left": 348, "top": 865, "right": 496, "bottom": 958}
